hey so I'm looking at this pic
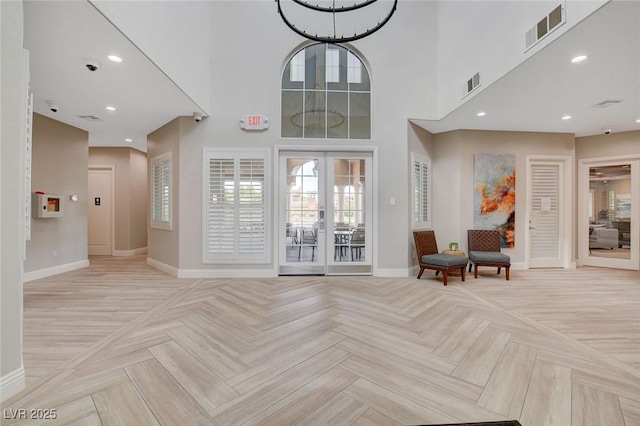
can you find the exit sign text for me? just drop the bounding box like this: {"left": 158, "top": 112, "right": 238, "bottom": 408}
{"left": 240, "top": 115, "right": 269, "bottom": 131}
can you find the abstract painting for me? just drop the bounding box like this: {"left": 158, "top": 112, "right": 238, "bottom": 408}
{"left": 474, "top": 153, "right": 516, "bottom": 248}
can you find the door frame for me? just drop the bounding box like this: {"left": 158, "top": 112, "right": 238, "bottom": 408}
{"left": 525, "top": 155, "right": 573, "bottom": 269}
{"left": 88, "top": 165, "right": 115, "bottom": 256}
{"left": 274, "top": 145, "right": 378, "bottom": 275}
{"left": 578, "top": 155, "right": 640, "bottom": 270}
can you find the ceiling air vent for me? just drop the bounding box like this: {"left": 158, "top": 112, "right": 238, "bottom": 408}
{"left": 525, "top": 4, "right": 564, "bottom": 50}
{"left": 78, "top": 115, "right": 102, "bottom": 121}
{"left": 592, "top": 99, "right": 623, "bottom": 108}
{"left": 466, "top": 72, "right": 480, "bottom": 94}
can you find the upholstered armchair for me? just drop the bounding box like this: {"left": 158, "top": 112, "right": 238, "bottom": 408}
{"left": 413, "top": 230, "right": 468, "bottom": 286}
{"left": 467, "top": 230, "right": 511, "bottom": 280}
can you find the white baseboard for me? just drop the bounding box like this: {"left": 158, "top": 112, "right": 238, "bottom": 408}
{"left": 24, "top": 259, "right": 90, "bottom": 282}
{"left": 147, "top": 260, "right": 554, "bottom": 279}
{"left": 146, "top": 258, "right": 278, "bottom": 278}
{"left": 0, "top": 367, "right": 25, "bottom": 402}
{"left": 375, "top": 268, "right": 413, "bottom": 278}
{"left": 178, "top": 268, "right": 278, "bottom": 278}
{"left": 147, "top": 257, "right": 179, "bottom": 277}
{"left": 113, "top": 247, "right": 147, "bottom": 257}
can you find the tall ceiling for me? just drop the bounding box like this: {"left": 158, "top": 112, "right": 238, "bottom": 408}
{"left": 23, "top": 1, "right": 639, "bottom": 154}
{"left": 413, "top": 0, "right": 640, "bottom": 137}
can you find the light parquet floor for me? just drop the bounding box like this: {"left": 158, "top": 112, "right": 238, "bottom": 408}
{"left": 3, "top": 256, "right": 639, "bottom": 425}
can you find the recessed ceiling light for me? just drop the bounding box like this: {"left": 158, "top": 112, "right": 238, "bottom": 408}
{"left": 105, "top": 106, "right": 116, "bottom": 111}
{"left": 571, "top": 55, "right": 587, "bottom": 63}
{"left": 108, "top": 55, "right": 122, "bottom": 63}
{"left": 477, "top": 112, "right": 486, "bottom": 117}
{"left": 125, "top": 138, "right": 132, "bottom": 142}
{"left": 562, "top": 115, "right": 572, "bottom": 120}
{"left": 636, "top": 119, "right": 640, "bottom": 123}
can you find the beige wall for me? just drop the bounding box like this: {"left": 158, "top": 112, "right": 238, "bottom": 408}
{"left": 431, "top": 130, "right": 575, "bottom": 266}
{"left": 89, "top": 147, "right": 148, "bottom": 252}
{"left": 576, "top": 130, "right": 640, "bottom": 159}
{"left": 147, "top": 118, "right": 180, "bottom": 267}
{"left": 26, "top": 114, "right": 89, "bottom": 273}
{"left": 130, "top": 149, "right": 148, "bottom": 249}
{"left": 407, "top": 122, "right": 434, "bottom": 266}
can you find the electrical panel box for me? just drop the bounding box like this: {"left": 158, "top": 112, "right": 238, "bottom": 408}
{"left": 33, "top": 193, "right": 63, "bottom": 218}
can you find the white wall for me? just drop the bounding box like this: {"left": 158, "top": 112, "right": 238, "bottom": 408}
{"left": 171, "top": 0, "right": 438, "bottom": 273}
{"left": 436, "top": 0, "right": 607, "bottom": 118}
{"left": 91, "top": 0, "right": 213, "bottom": 115}
{"left": 1, "top": 0, "right": 26, "bottom": 401}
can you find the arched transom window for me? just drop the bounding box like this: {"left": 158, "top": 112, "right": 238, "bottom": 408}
{"left": 281, "top": 44, "right": 371, "bottom": 139}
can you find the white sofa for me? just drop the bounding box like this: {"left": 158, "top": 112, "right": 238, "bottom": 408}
{"left": 589, "top": 228, "right": 618, "bottom": 249}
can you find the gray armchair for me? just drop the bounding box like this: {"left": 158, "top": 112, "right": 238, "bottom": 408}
{"left": 467, "top": 229, "right": 511, "bottom": 280}
{"left": 297, "top": 225, "right": 318, "bottom": 261}
{"left": 413, "top": 230, "right": 468, "bottom": 286}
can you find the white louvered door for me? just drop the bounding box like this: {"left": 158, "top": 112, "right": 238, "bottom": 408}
{"left": 528, "top": 161, "right": 564, "bottom": 268}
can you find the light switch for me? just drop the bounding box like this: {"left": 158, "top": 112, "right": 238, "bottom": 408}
{"left": 390, "top": 197, "right": 396, "bottom": 206}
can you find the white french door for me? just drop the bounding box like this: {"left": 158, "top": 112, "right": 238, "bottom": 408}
{"left": 278, "top": 151, "right": 372, "bottom": 275}
{"left": 526, "top": 157, "right": 571, "bottom": 268}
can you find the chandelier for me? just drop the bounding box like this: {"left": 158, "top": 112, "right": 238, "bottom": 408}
{"left": 276, "top": 0, "right": 398, "bottom": 43}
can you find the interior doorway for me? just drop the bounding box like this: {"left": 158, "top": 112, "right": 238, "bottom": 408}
{"left": 579, "top": 157, "right": 639, "bottom": 270}
{"left": 278, "top": 150, "right": 373, "bottom": 275}
{"left": 88, "top": 166, "right": 114, "bottom": 256}
{"left": 526, "top": 156, "right": 572, "bottom": 268}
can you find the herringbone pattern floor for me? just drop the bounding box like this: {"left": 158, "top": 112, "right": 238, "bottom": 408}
{"left": 3, "top": 256, "right": 639, "bottom": 425}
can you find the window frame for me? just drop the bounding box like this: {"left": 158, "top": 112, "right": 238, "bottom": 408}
{"left": 411, "top": 152, "right": 432, "bottom": 230}
{"left": 150, "top": 151, "right": 172, "bottom": 231}
{"left": 202, "top": 148, "right": 270, "bottom": 264}
{"left": 281, "top": 43, "right": 372, "bottom": 140}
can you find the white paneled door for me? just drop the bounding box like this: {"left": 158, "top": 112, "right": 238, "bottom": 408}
{"left": 527, "top": 158, "right": 569, "bottom": 268}
{"left": 279, "top": 151, "right": 372, "bottom": 275}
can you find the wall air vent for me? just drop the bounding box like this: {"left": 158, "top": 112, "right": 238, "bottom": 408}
{"left": 78, "top": 115, "right": 102, "bottom": 121}
{"left": 548, "top": 5, "right": 563, "bottom": 29}
{"left": 525, "top": 4, "right": 564, "bottom": 50}
{"left": 466, "top": 72, "right": 480, "bottom": 95}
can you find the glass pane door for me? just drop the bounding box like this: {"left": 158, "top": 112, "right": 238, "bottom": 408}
{"left": 581, "top": 159, "right": 639, "bottom": 270}
{"left": 279, "top": 153, "right": 325, "bottom": 275}
{"left": 584, "top": 162, "right": 637, "bottom": 269}
{"left": 326, "top": 154, "right": 372, "bottom": 274}
{"left": 279, "top": 151, "right": 372, "bottom": 275}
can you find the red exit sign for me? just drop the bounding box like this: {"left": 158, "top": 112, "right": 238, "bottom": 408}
{"left": 240, "top": 115, "right": 270, "bottom": 130}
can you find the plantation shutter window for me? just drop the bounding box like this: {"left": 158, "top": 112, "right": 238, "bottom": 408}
{"left": 412, "top": 153, "right": 431, "bottom": 229}
{"left": 204, "top": 150, "right": 269, "bottom": 263}
{"left": 151, "top": 152, "right": 172, "bottom": 230}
